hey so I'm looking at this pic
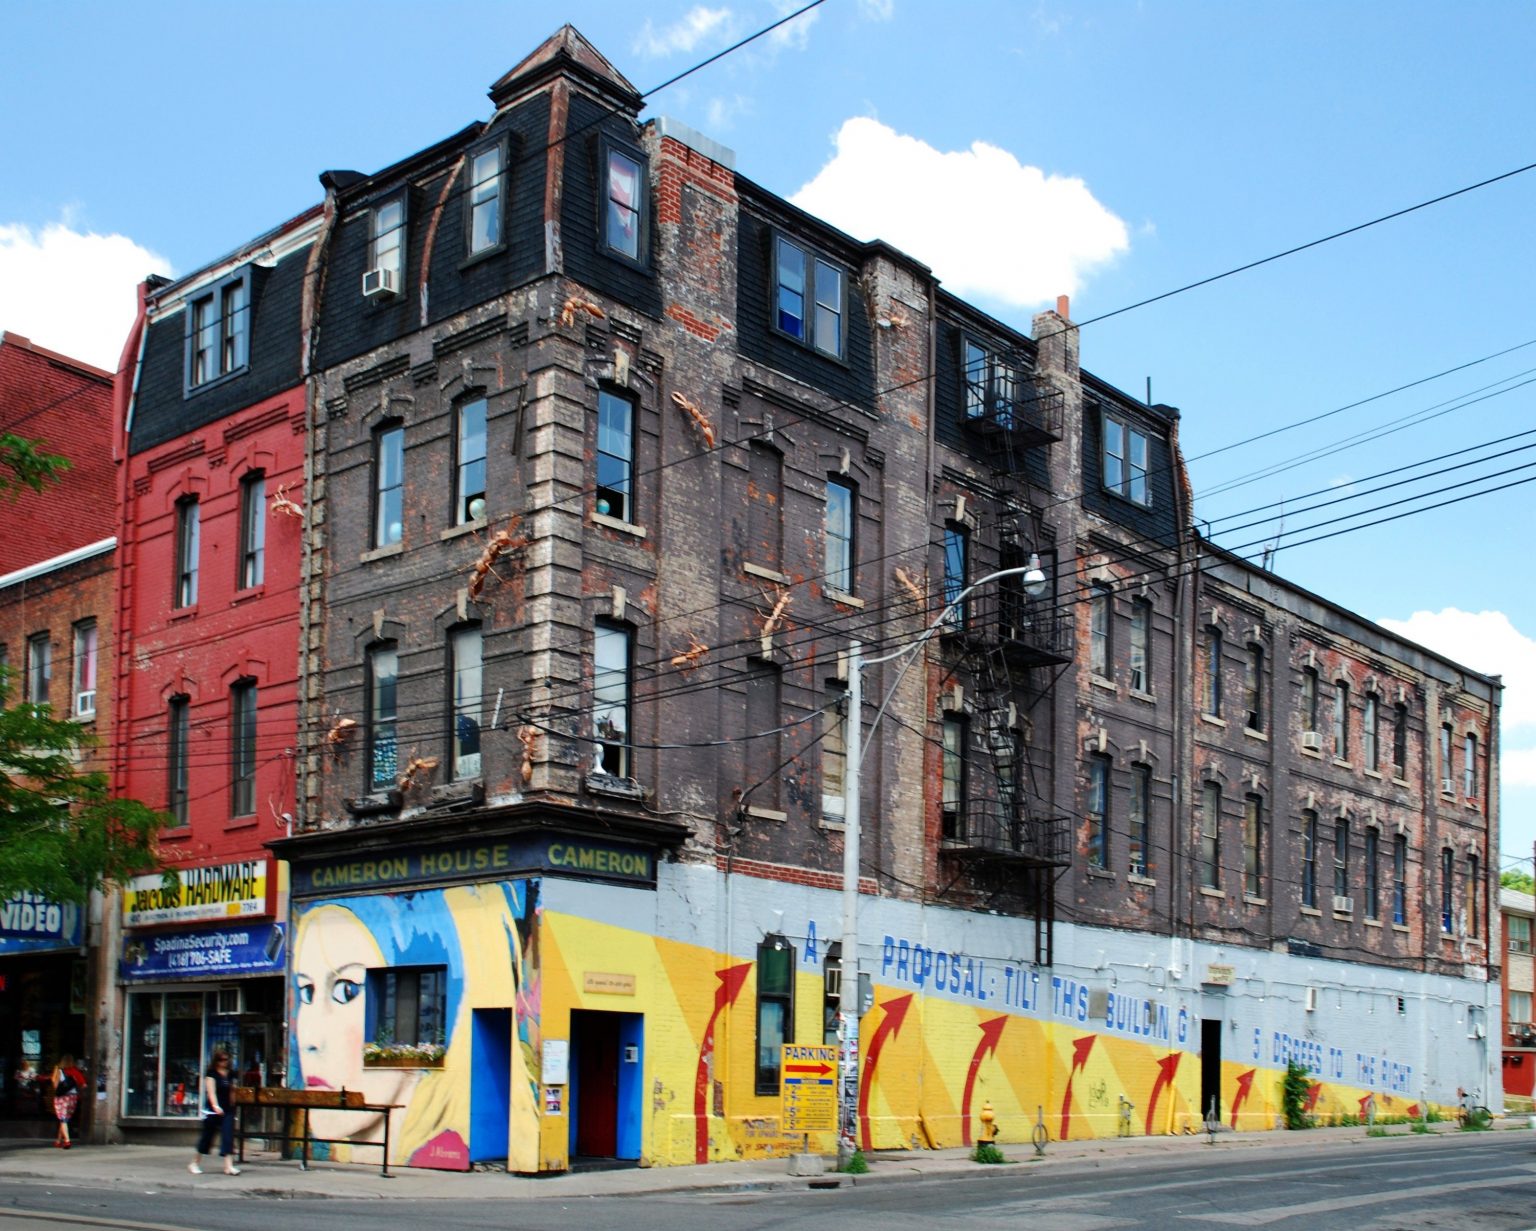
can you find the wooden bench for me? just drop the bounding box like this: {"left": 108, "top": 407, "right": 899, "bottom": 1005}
{"left": 233, "top": 1087, "right": 404, "bottom": 1177}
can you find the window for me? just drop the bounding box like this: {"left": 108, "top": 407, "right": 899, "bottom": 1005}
{"left": 1467, "top": 853, "right": 1480, "bottom": 938}
{"left": 367, "top": 645, "right": 398, "bottom": 792}
{"left": 822, "top": 942, "right": 842, "bottom": 1047}
{"left": 963, "top": 340, "right": 1021, "bottom": 424}
{"left": 1363, "top": 692, "right": 1379, "bottom": 772}
{"left": 370, "top": 196, "right": 405, "bottom": 284}
{"left": 1102, "top": 413, "right": 1149, "bottom": 505}
{"left": 1441, "top": 847, "right": 1455, "bottom": 933}
{"left": 1393, "top": 703, "right": 1408, "bottom": 776}
{"left": 1202, "top": 628, "right": 1222, "bottom": 717}
{"left": 593, "top": 622, "right": 631, "bottom": 778}
{"left": 1440, "top": 723, "right": 1453, "bottom": 791}
{"left": 821, "top": 684, "right": 846, "bottom": 820}
{"left": 1333, "top": 820, "right": 1349, "bottom": 900}
{"left": 1392, "top": 834, "right": 1407, "bottom": 925}
{"left": 774, "top": 236, "right": 844, "bottom": 358}
{"left": 1302, "top": 667, "right": 1319, "bottom": 734}
{"left": 1364, "top": 827, "right": 1380, "bottom": 920}
{"left": 1200, "top": 782, "right": 1221, "bottom": 889}
{"left": 454, "top": 398, "right": 487, "bottom": 525}
{"left": 369, "top": 967, "right": 447, "bottom": 1050}
{"left": 175, "top": 497, "right": 200, "bottom": 608}
{"left": 1301, "top": 811, "right": 1318, "bottom": 909}
{"left": 374, "top": 424, "right": 404, "bottom": 548}
{"left": 747, "top": 442, "right": 783, "bottom": 571}
{"left": 186, "top": 273, "right": 250, "bottom": 390}
{"left": 755, "top": 936, "right": 794, "bottom": 1094}
{"left": 1090, "top": 586, "right": 1112, "bottom": 678}
{"left": 72, "top": 620, "right": 97, "bottom": 717}
{"left": 596, "top": 390, "right": 633, "bottom": 523}
{"left": 1464, "top": 732, "right": 1478, "bottom": 797}
{"left": 941, "top": 715, "right": 966, "bottom": 840}
{"left": 603, "top": 144, "right": 647, "bottom": 264}
{"left": 1332, "top": 682, "right": 1349, "bottom": 760}
{"left": 1087, "top": 755, "right": 1110, "bottom": 869}
{"left": 238, "top": 472, "right": 265, "bottom": 589}
{"left": 230, "top": 681, "right": 257, "bottom": 816}
{"left": 24, "top": 632, "right": 50, "bottom": 706}
{"left": 1244, "top": 644, "right": 1264, "bottom": 731}
{"left": 167, "top": 696, "right": 189, "bottom": 825}
{"left": 1511, "top": 990, "right": 1532, "bottom": 1029}
{"left": 1509, "top": 915, "right": 1532, "bottom": 954}
{"left": 942, "top": 523, "right": 969, "bottom": 628}
{"left": 1129, "top": 764, "right": 1151, "bottom": 877}
{"left": 450, "top": 626, "right": 482, "bottom": 780}
{"left": 1129, "top": 599, "right": 1151, "bottom": 693}
{"left": 825, "top": 479, "right": 855, "bottom": 594}
{"left": 746, "top": 659, "right": 781, "bottom": 811}
{"left": 467, "top": 143, "right": 503, "bottom": 256}
{"left": 1243, "top": 795, "right": 1264, "bottom": 897}
{"left": 964, "top": 339, "right": 987, "bottom": 418}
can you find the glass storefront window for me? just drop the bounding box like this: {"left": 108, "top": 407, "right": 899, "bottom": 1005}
{"left": 124, "top": 990, "right": 241, "bottom": 1118}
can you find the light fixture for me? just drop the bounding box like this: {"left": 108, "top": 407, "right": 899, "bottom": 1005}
{"left": 1022, "top": 553, "right": 1048, "bottom": 597}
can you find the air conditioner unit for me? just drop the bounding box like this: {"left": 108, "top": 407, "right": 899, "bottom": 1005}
{"left": 824, "top": 965, "right": 842, "bottom": 1002}
{"left": 1441, "top": 777, "right": 1455, "bottom": 794}
{"left": 362, "top": 267, "right": 399, "bottom": 299}
{"left": 1301, "top": 731, "right": 1323, "bottom": 752}
{"left": 1332, "top": 895, "right": 1354, "bottom": 915}
{"left": 215, "top": 987, "right": 243, "bottom": 1016}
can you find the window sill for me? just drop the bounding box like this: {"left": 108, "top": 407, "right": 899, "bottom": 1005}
{"left": 1392, "top": 777, "right": 1411, "bottom": 788}
{"left": 1127, "top": 874, "right": 1156, "bottom": 888}
{"left": 745, "top": 806, "right": 787, "bottom": 822}
{"left": 1465, "top": 801, "right": 1482, "bottom": 812}
{"left": 1244, "top": 895, "right": 1268, "bottom": 906}
{"left": 590, "top": 511, "right": 647, "bottom": 539}
{"left": 459, "top": 241, "right": 507, "bottom": 271}
{"left": 1199, "top": 886, "right": 1226, "bottom": 899}
{"left": 1362, "top": 768, "right": 1383, "bottom": 780}
{"left": 1200, "top": 714, "right": 1226, "bottom": 728}
{"left": 225, "top": 814, "right": 258, "bottom": 832}
{"left": 826, "top": 589, "right": 864, "bottom": 609}
{"left": 584, "top": 772, "right": 646, "bottom": 801}
{"left": 71, "top": 712, "right": 97, "bottom": 726}
{"left": 1332, "top": 758, "right": 1352, "bottom": 770}
{"left": 1332, "top": 908, "right": 1353, "bottom": 919}
{"left": 1128, "top": 689, "right": 1156, "bottom": 704}
{"left": 232, "top": 585, "right": 266, "bottom": 605}
{"left": 1299, "top": 746, "right": 1322, "bottom": 758}
{"left": 169, "top": 605, "right": 199, "bottom": 623}
{"left": 819, "top": 817, "right": 846, "bottom": 832}
{"left": 1243, "top": 727, "right": 1268, "bottom": 742}
{"left": 1090, "top": 675, "right": 1117, "bottom": 693}
{"left": 440, "top": 517, "right": 487, "bottom": 542}
{"left": 1392, "top": 924, "right": 1410, "bottom": 934}
{"left": 1363, "top": 918, "right": 1383, "bottom": 929}
{"left": 1087, "top": 866, "right": 1115, "bottom": 881}
{"left": 1299, "top": 906, "right": 1323, "bottom": 917}
{"left": 743, "top": 562, "right": 790, "bottom": 585}
{"left": 360, "top": 541, "right": 405, "bottom": 563}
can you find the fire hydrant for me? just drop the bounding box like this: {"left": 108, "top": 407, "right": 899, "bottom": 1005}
{"left": 978, "top": 1100, "right": 1000, "bottom": 1141}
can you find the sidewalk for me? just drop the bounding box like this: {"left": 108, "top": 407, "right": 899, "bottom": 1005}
{"left": 0, "top": 1120, "right": 1525, "bottom": 1203}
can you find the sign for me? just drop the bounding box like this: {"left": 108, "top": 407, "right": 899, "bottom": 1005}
{"left": 544, "top": 1086, "right": 563, "bottom": 1115}
{"left": 542, "top": 1039, "right": 570, "bottom": 1086}
{"left": 119, "top": 922, "right": 287, "bottom": 983}
{"left": 780, "top": 1044, "right": 837, "bottom": 1134}
{"left": 122, "top": 860, "right": 270, "bottom": 928}
{"left": 583, "top": 972, "right": 636, "bottom": 995}
{"left": 1204, "top": 963, "right": 1236, "bottom": 986}
{"left": 0, "top": 893, "right": 83, "bottom": 955}
{"left": 291, "top": 835, "right": 655, "bottom": 896}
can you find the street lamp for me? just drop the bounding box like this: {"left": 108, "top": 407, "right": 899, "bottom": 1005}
{"left": 837, "top": 562, "right": 1051, "bottom": 1163}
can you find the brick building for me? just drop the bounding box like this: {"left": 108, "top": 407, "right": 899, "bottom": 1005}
{"left": 1501, "top": 887, "right": 1533, "bottom": 1099}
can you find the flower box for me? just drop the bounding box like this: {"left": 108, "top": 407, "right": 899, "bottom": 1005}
{"left": 362, "top": 1044, "right": 445, "bottom": 1068}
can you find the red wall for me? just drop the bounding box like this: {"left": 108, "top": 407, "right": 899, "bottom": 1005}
{"left": 114, "top": 389, "right": 304, "bottom": 869}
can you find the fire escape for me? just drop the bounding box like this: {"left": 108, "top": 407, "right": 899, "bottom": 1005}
{"left": 938, "top": 344, "right": 1073, "bottom": 965}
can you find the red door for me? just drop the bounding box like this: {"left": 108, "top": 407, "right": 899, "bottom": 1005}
{"left": 574, "top": 1011, "right": 619, "bottom": 1157}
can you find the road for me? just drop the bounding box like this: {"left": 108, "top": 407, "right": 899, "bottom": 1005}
{"left": 0, "top": 1134, "right": 1532, "bottom": 1231}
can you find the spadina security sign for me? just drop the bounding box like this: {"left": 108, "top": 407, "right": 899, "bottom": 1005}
{"left": 122, "top": 860, "right": 270, "bottom": 927}
{"left": 120, "top": 923, "right": 286, "bottom": 982}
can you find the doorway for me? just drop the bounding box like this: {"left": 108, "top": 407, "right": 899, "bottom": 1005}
{"left": 1200, "top": 1018, "right": 1222, "bottom": 1125}
{"left": 570, "top": 1010, "right": 642, "bottom": 1161}
{"left": 470, "top": 1009, "right": 512, "bottom": 1162}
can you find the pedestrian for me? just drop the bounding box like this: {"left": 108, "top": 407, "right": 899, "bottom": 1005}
{"left": 189, "top": 1051, "right": 240, "bottom": 1175}
{"left": 50, "top": 1055, "right": 86, "bottom": 1148}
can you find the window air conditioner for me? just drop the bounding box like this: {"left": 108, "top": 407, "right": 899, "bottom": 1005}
{"left": 1441, "top": 778, "right": 1455, "bottom": 794}
{"left": 362, "top": 267, "right": 399, "bottom": 299}
{"left": 75, "top": 690, "right": 95, "bottom": 715}
{"left": 1301, "top": 731, "right": 1323, "bottom": 752}
{"left": 215, "top": 987, "right": 243, "bottom": 1016}
{"left": 824, "top": 966, "right": 842, "bottom": 1002}
{"left": 1470, "top": 1022, "right": 1486, "bottom": 1040}
{"left": 1332, "top": 895, "right": 1354, "bottom": 915}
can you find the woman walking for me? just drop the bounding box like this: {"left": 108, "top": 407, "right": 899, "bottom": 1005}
{"left": 189, "top": 1051, "right": 240, "bottom": 1175}
{"left": 50, "top": 1055, "right": 86, "bottom": 1148}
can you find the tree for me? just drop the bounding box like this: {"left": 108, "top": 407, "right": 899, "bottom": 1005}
{"left": 0, "top": 434, "right": 70, "bottom": 499}
{"left": 0, "top": 673, "right": 167, "bottom": 904}
{"left": 1501, "top": 868, "right": 1534, "bottom": 894}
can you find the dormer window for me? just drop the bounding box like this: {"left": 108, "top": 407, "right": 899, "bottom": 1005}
{"left": 365, "top": 196, "right": 406, "bottom": 297}
{"left": 185, "top": 271, "right": 251, "bottom": 392}
{"left": 774, "top": 236, "right": 845, "bottom": 358}
{"left": 964, "top": 339, "right": 1021, "bottom": 422}
{"left": 1102, "top": 412, "right": 1149, "bottom": 506}
{"left": 602, "top": 142, "right": 648, "bottom": 266}
{"left": 467, "top": 142, "right": 504, "bottom": 257}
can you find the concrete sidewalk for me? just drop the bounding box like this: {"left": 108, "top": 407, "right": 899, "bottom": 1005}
{"left": 0, "top": 1120, "right": 1525, "bottom": 1202}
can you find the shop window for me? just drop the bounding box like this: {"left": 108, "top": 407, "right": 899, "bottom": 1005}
{"left": 124, "top": 990, "right": 212, "bottom": 1119}
{"left": 755, "top": 935, "right": 794, "bottom": 1094}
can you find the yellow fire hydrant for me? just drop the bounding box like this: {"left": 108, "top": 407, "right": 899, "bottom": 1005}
{"left": 978, "top": 1100, "right": 1000, "bottom": 1141}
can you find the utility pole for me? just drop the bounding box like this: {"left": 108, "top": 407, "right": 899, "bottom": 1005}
{"left": 837, "top": 639, "right": 862, "bottom": 1166}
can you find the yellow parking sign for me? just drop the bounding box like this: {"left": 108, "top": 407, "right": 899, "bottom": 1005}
{"left": 780, "top": 1044, "right": 838, "bottom": 1133}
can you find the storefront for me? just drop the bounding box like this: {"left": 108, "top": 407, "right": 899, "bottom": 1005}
{"left": 0, "top": 893, "right": 90, "bottom": 1137}
{"left": 116, "top": 859, "right": 287, "bottom": 1135}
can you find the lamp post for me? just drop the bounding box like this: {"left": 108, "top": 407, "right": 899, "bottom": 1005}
{"left": 837, "top": 557, "right": 1049, "bottom": 1164}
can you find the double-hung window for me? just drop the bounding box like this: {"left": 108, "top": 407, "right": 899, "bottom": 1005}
{"left": 1243, "top": 795, "right": 1264, "bottom": 897}
{"left": 1129, "top": 599, "right": 1151, "bottom": 693}
{"left": 593, "top": 622, "right": 632, "bottom": 778}
{"left": 1392, "top": 834, "right": 1407, "bottom": 925}
{"left": 941, "top": 715, "right": 966, "bottom": 840}
{"left": 603, "top": 144, "right": 647, "bottom": 264}
{"left": 964, "top": 340, "right": 988, "bottom": 418}
{"left": 1364, "top": 827, "right": 1380, "bottom": 920}
{"left": 467, "top": 143, "right": 504, "bottom": 256}
{"left": 1129, "top": 764, "right": 1151, "bottom": 877}
{"left": 1392, "top": 703, "right": 1408, "bottom": 776}
{"left": 1363, "top": 692, "right": 1379, "bottom": 771}
{"left": 755, "top": 936, "right": 794, "bottom": 1094}
{"left": 186, "top": 273, "right": 250, "bottom": 390}
{"left": 168, "top": 696, "right": 189, "bottom": 825}
{"left": 1200, "top": 782, "right": 1221, "bottom": 889}
{"left": 1102, "top": 413, "right": 1149, "bottom": 505}
{"left": 239, "top": 472, "right": 265, "bottom": 589}
{"left": 1244, "top": 645, "right": 1264, "bottom": 731}
{"left": 1333, "top": 820, "right": 1349, "bottom": 900}
{"left": 1301, "top": 811, "right": 1318, "bottom": 908}
{"left": 1333, "top": 682, "right": 1349, "bottom": 760}
{"left": 1090, "top": 586, "right": 1112, "bottom": 678}
{"left": 1467, "top": 853, "right": 1480, "bottom": 937}
{"left": 450, "top": 626, "right": 482, "bottom": 780}
{"left": 374, "top": 424, "right": 404, "bottom": 548}
{"left": 1464, "top": 732, "right": 1478, "bottom": 797}
{"left": 370, "top": 196, "right": 406, "bottom": 288}
{"left": 72, "top": 620, "right": 97, "bottom": 718}
{"left": 1302, "top": 666, "right": 1319, "bottom": 735}
{"left": 774, "top": 236, "right": 845, "bottom": 358}
{"left": 1087, "top": 755, "right": 1110, "bottom": 869}
{"left": 596, "top": 390, "right": 634, "bottom": 523}
{"left": 25, "top": 631, "right": 50, "bottom": 706}
{"left": 1441, "top": 847, "right": 1455, "bottom": 932}
{"left": 1202, "top": 628, "right": 1222, "bottom": 717}
{"left": 367, "top": 645, "right": 399, "bottom": 792}
{"left": 821, "top": 684, "right": 847, "bottom": 820}
{"left": 824, "top": 479, "right": 855, "bottom": 594}
{"left": 230, "top": 681, "right": 257, "bottom": 817}
{"left": 175, "top": 497, "right": 200, "bottom": 608}
{"left": 454, "top": 398, "right": 487, "bottom": 525}
{"left": 942, "top": 523, "right": 968, "bottom": 628}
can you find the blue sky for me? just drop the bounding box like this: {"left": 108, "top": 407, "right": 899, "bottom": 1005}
{"left": 3, "top": 0, "right": 1534, "bottom": 861}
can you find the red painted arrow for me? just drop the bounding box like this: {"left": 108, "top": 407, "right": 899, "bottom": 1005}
{"left": 1059, "top": 1035, "right": 1096, "bottom": 1140}
{"left": 1358, "top": 1094, "right": 1374, "bottom": 1118}
{"left": 857, "top": 994, "right": 913, "bottom": 1149}
{"left": 1304, "top": 1081, "right": 1323, "bottom": 1114}
{"left": 785, "top": 1062, "right": 833, "bottom": 1076}
{"left": 1405, "top": 1102, "right": 1420, "bottom": 1119}
{"left": 694, "top": 962, "right": 753, "bottom": 1163}
{"left": 1145, "top": 1052, "right": 1182, "bottom": 1136}
{"left": 1229, "top": 1069, "right": 1256, "bottom": 1128}
{"left": 960, "top": 1017, "right": 1009, "bottom": 1145}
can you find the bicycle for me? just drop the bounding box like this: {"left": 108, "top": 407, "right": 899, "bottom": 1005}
{"left": 1457, "top": 1088, "right": 1494, "bottom": 1130}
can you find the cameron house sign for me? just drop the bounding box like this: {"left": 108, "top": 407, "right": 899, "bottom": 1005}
{"left": 291, "top": 835, "right": 656, "bottom": 897}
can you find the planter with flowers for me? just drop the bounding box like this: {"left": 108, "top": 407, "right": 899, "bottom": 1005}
{"left": 362, "top": 1040, "right": 446, "bottom": 1069}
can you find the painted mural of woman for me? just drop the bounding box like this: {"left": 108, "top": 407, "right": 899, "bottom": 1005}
{"left": 292, "top": 881, "right": 540, "bottom": 1170}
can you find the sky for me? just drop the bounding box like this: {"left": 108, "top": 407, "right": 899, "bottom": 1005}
{"left": 3, "top": 0, "right": 1534, "bottom": 861}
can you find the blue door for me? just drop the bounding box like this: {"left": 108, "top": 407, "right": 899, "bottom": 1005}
{"left": 616, "top": 1013, "right": 643, "bottom": 1160}
{"left": 470, "top": 1008, "right": 512, "bottom": 1162}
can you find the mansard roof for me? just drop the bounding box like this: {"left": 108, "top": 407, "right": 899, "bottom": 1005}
{"left": 489, "top": 24, "right": 642, "bottom": 113}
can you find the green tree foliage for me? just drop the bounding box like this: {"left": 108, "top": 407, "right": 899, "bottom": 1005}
{"left": 0, "top": 673, "right": 166, "bottom": 904}
{"left": 1501, "top": 868, "right": 1534, "bottom": 894}
{"left": 1281, "top": 1060, "right": 1312, "bottom": 1130}
{"left": 0, "top": 434, "right": 70, "bottom": 499}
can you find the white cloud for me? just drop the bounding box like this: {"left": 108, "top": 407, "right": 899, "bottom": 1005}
{"left": 858, "top": 0, "right": 894, "bottom": 19}
{"left": 1377, "top": 608, "right": 1536, "bottom": 729}
{"left": 635, "top": 6, "right": 736, "bottom": 57}
{"left": 790, "top": 118, "right": 1129, "bottom": 308}
{"left": 0, "top": 220, "right": 171, "bottom": 371}
{"left": 768, "top": 0, "right": 820, "bottom": 49}
{"left": 706, "top": 93, "right": 753, "bottom": 131}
